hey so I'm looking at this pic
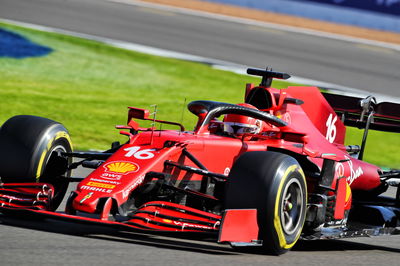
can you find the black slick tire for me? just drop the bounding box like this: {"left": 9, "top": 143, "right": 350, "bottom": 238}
{"left": 0, "top": 115, "right": 73, "bottom": 210}
{"left": 225, "top": 151, "right": 307, "bottom": 255}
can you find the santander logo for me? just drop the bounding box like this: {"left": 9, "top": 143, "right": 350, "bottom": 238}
{"left": 335, "top": 156, "right": 364, "bottom": 185}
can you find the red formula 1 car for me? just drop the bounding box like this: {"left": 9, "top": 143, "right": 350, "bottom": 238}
{"left": 0, "top": 68, "right": 399, "bottom": 255}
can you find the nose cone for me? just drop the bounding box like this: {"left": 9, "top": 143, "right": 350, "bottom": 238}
{"left": 72, "top": 190, "right": 100, "bottom": 213}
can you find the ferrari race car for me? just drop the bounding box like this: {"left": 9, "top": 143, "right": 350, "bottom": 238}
{"left": 0, "top": 68, "right": 399, "bottom": 255}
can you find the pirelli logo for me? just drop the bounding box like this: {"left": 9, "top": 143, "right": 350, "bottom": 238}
{"left": 87, "top": 182, "right": 116, "bottom": 189}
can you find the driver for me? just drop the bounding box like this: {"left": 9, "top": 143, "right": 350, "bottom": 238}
{"left": 223, "top": 103, "right": 264, "bottom": 136}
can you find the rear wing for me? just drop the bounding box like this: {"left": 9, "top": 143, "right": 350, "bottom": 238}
{"left": 322, "top": 92, "right": 400, "bottom": 133}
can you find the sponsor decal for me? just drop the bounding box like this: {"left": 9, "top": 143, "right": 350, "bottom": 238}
{"left": 90, "top": 178, "right": 121, "bottom": 185}
{"left": 86, "top": 182, "right": 116, "bottom": 189}
{"left": 284, "top": 113, "right": 291, "bottom": 124}
{"left": 325, "top": 113, "right": 337, "bottom": 143}
{"left": 100, "top": 173, "right": 123, "bottom": 180}
{"left": 346, "top": 158, "right": 364, "bottom": 185}
{"left": 335, "top": 162, "right": 345, "bottom": 177}
{"left": 173, "top": 221, "right": 214, "bottom": 230}
{"left": 80, "top": 185, "right": 113, "bottom": 193}
{"left": 124, "top": 146, "right": 156, "bottom": 159}
{"left": 159, "top": 219, "right": 219, "bottom": 230}
{"left": 103, "top": 161, "right": 139, "bottom": 175}
{"left": 275, "top": 111, "right": 291, "bottom": 124}
{"left": 80, "top": 192, "right": 93, "bottom": 203}
{"left": 336, "top": 156, "right": 364, "bottom": 185}
{"left": 213, "top": 221, "right": 221, "bottom": 229}
{"left": 224, "top": 167, "right": 230, "bottom": 176}
{"left": 326, "top": 218, "right": 348, "bottom": 227}
{"left": 122, "top": 174, "right": 146, "bottom": 199}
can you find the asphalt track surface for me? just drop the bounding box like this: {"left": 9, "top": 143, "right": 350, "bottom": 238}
{"left": 0, "top": 0, "right": 400, "bottom": 265}
{"left": 0, "top": 0, "right": 400, "bottom": 98}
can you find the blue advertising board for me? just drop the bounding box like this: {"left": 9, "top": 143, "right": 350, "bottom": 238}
{"left": 201, "top": 0, "right": 400, "bottom": 32}
{"left": 300, "top": 0, "right": 400, "bottom": 16}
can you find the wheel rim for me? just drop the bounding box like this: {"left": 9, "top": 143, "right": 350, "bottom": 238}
{"left": 280, "top": 178, "right": 304, "bottom": 235}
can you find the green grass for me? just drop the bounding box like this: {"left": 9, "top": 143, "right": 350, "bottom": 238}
{"left": 0, "top": 23, "right": 398, "bottom": 168}
{"left": 345, "top": 128, "right": 399, "bottom": 169}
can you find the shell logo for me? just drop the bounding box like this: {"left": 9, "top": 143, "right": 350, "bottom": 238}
{"left": 103, "top": 161, "right": 139, "bottom": 174}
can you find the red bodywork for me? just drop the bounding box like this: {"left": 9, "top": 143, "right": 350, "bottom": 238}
{"left": 69, "top": 85, "right": 379, "bottom": 233}
{"left": 78, "top": 86, "right": 378, "bottom": 208}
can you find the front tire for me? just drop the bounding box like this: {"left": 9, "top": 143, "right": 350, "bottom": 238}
{"left": 225, "top": 151, "right": 307, "bottom": 255}
{"left": 0, "top": 115, "right": 72, "bottom": 210}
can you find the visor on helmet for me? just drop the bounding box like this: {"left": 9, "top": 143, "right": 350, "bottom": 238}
{"left": 223, "top": 121, "right": 261, "bottom": 135}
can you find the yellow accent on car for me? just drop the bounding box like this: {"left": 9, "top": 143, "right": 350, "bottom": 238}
{"left": 273, "top": 165, "right": 306, "bottom": 249}
{"left": 55, "top": 131, "right": 72, "bottom": 147}
{"left": 87, "top": 182, "right": 116, "bottom": 189}
{"left": 345, "top": 182, "right": 352, "bottom": 203}
{"left": 35, "top": 130, "right": 72, "bottom": 181}
{"left": 36, "top": 150, "right": 48, "bottom": 181}
{"left": 105, "top": 162, "right": 138, "bottom": 173}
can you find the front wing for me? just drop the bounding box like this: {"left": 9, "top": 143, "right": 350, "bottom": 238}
{"left": 1, "top": 183, "right": 399, "bottom": 243}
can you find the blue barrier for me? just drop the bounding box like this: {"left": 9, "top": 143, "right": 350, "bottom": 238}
{"left": 300, "top": 0, "right": 400, "bottom": 16}
{"left": 0, "top": 28, "right": 53, "bottom": 58}
{"left": 200, "top": 0, "right": 400, "bottom": 32}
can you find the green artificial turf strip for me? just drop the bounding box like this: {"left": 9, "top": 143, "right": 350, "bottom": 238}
{"left": 0, "top": 22, "right": 398, "bottom": 168}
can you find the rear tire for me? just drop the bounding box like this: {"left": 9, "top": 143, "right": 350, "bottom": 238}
{"left": 0, "top": 115, "right": 72, "bottom": 210}
{"left": 225, "top": 151, "right": 307, "bottom": 255}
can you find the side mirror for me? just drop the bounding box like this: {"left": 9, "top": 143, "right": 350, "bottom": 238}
{"left": 127, "top": 107, "right": 150, "bottom": 123}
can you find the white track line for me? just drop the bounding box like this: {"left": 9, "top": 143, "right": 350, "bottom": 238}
{"left": 1, "top": 18, "right": 399, "bottom": 103}
{"left": 111, "top": 0, "right": 400, "bottom": 52}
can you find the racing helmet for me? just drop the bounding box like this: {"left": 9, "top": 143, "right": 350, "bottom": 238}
{"left": 223, "top": 103, "right": 263, "bottom": 135}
